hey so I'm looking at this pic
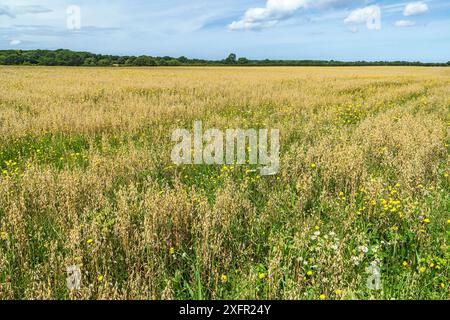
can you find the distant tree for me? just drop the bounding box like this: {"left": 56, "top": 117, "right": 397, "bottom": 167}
{"left": 157, "top": 59, "right": 168, "bottom": 66}
{"left": 125, "top": 57, "right": 136, "bottom": 66}
{"left": 237, "top": 57, "right": 249, "bottom": 65}
{"left": 167, "top": 59, "right": 182, "bottom": 66}
{"left": 54, "top": 49, "right": 84, "bottom": 66}
{"left": 0, "top": 49, "right": 448, "bottom": 67}
{"left": 117, "top": 56, "right": 128, "bottom": 65}
{"left": 4, "top": 53, "right": 24, "bottom": 65}
{"left": 39, "top": 55, "right": 57, "bottom": 66}
{"left": 23, "top": 51, "right": 40, "bottom": 64}
{"left": 225, "top": 53, "right": 237, "bottom": 64}
{"left": 83, "top": 57, "right": 97, "bottom": 66}
{"left": 133, "top": 56, "right": 156, "bottom": 66}
{"left": 178, "top": 56, "right": 188, "bottom": 64}
{"left": 97, "top": 58, "right": 111, "bottom": 66}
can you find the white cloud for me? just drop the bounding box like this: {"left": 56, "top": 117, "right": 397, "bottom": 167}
{"left": 316, "top": 0, "right": 364, "bottom": 9}
{"left": 395, "top": 20, "right": 416, "bottom": 27}
{"left": 229, "top": 0, "right": 309, "bottom": 30}
{"left": 344, "top": 5, "right": 381, "bottom": 30}
{"left": 0, "top": 5, "right": 52, "bottom": 18}
{"left": 0, "top": 5, "right": 15, "bottom": 17}
{"left": 229, "top": 0, "right": 363, "bottom": 30}
{"left": 9, "top": 39, "right": 22, "bottom": 46}
{"left": 403, "top": 2, "right": 429, "bottom": 16}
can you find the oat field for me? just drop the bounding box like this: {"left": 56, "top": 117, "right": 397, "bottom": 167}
{"left": 0, "top": 66, "right": 448, "bottom": 300}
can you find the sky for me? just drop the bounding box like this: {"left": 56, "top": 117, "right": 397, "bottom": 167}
{"left": 0, "top": 0, "right": 449, "bottom": 62}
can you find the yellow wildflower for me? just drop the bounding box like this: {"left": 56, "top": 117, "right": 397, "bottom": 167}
{"left": 221, "top": 274, "right": 228, "bottom": 284}
{"left": 0, "top": 231, "right": 8, "bottom": 240}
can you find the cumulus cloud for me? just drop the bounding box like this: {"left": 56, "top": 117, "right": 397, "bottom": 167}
{"left": 229, "top": 0, "right": 363, "bottom": 30}
{"left": 403, "top": 2, "right": 429, "bottom": 16}
{"left": 344, "top": 5, "right": 381, "bottom": 30}
{"left": 395, "top": 20, "right": 416, "bottom": 27}
{"left": 229, "top": 0, "right": 309, "bottom": 30}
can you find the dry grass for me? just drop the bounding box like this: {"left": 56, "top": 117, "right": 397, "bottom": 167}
{"left": 0, "top": 66, "right": 448, "bottom": 300}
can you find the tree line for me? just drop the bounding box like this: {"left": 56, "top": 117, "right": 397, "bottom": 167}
{"left": 0, "top": 49, "right": 448, "bottom": 67}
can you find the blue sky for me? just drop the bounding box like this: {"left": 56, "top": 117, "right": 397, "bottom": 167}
{"left": 0, "top": 0, "right": 449, "bottom": 62}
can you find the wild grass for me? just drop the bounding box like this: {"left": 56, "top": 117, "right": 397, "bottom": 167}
{"left": 0, "top": 66, "right": 448, "bottom": 300}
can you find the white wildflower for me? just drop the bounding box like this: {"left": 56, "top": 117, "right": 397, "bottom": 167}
{"left": 359, "top": 246, "right": 369, "bottom": 254}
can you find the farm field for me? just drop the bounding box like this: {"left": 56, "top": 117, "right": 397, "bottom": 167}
{"left": 0, "top": 66, "right": 448, "bottom": 300}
